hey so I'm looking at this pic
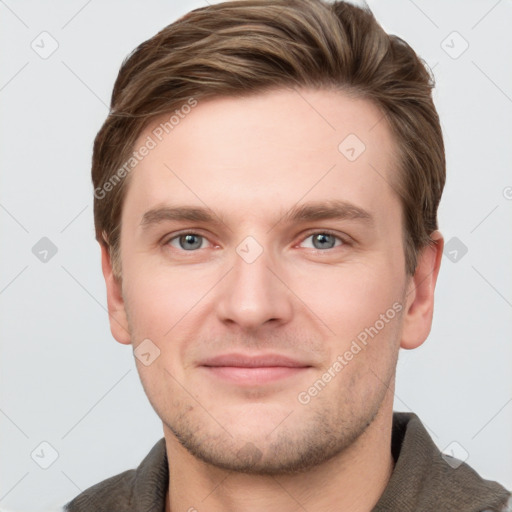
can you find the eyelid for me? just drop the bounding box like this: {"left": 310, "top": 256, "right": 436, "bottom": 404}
{"left": 297, "top": 229, "right": 352, "bottom": 248}
{"left": 162, "top": 230, "right": 215, "bottom": 248}
{"left": 161, "top": 229, "right": 352, "bottom": 251}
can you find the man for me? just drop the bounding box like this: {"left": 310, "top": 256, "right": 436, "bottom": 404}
{"left": 65, "top": 0, "right": 511, "bottom": 510}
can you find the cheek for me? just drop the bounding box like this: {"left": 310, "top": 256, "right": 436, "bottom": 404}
{"left": 295, "top": 263, "right": 403, "bottom": 404}
{"left": 288, "top": 259, "right": 404, "bottom": 348}
{"left": 123, "top": 267, "right": 211, "bottom": 389}
{"left": 122, "top": 261, "right": 218, "bottom": 340}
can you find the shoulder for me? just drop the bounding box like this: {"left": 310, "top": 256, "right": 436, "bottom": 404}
{"left": 482, "top": 494, "right": 512, "bottom": 512}
{"left": 63, "top": 468, "right": 136, "bottom": 511}
{"left": 375, "top": 412, "right": 512, "bottom": 512}
{"left": 63, "top": 438, "right": 168, "bottom": 512}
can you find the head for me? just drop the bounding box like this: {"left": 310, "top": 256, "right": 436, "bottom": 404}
{"left": 96, "top": 0, "right": 445, "bottom": 474}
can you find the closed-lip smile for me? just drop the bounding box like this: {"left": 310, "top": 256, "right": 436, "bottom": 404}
{"left": 200, "top": 352, "right": 311, "bottom": 368}
{"left": 199, "top": 352, "right": 312, "bottom": 386}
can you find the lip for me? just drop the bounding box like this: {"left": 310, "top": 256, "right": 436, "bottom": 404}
{"left": 200, "top": 353, "right": 312, "bottom": 386}
{"left": 200, "top": 352, "right": 311, "bottom": 368}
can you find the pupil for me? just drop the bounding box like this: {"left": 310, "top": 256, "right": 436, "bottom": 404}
{"left": 181, "top": 234, "right": 201, "bottom": 250}
{"left": 314, "top": 234, "right": 334, "bottom": 249}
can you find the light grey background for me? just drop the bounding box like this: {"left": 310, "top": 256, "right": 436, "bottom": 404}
{"left": 1, "top": 1, "right": 511, "bottom": 510}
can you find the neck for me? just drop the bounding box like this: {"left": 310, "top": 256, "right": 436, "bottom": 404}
{"left": 163, "top": 402, "right": 395, "bottom": 512}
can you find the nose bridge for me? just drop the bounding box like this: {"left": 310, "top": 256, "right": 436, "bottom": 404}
{"left": 215, "top": 236, "right": 293, "bottom": 329}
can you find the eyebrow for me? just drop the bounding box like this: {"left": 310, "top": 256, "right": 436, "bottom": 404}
{"left": 281, "top": 199, "right": 374, "bottom": 226}
{"left": 140, "top": 206, "right": 220, "bottom": 228}
{"left": 139, "top": 199, "right": 374, "bottom": 231}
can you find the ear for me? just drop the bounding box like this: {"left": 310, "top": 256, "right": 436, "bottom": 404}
{"left": 400, "top": 230, "right": 444, "bottom": 350}
{"left": 100, "top": 242, "right": 131, "bottom": 345}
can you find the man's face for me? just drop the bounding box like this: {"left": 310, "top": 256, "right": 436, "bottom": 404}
{"left": 111, "top": 88, "right": 412, "bottom": 474}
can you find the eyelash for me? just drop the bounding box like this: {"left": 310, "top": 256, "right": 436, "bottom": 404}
{"left": 163, "top": 230, "right": 350, "bottom": 252}
{"left": 299, "top": 230, "right": 349, "bottom": 250}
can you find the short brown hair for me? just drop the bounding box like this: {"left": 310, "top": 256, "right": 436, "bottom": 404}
{"left": 92, "top": 0, "right": 445, "bottom": 280}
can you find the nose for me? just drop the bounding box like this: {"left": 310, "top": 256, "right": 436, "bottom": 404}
{"left": 215, "top": 242, "right": 294, "bottom": 332}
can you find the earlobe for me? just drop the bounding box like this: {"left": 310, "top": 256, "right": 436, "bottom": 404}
{"left": 100, "top": 243, "right": 131, "bottom": 345}
{"left": 400, "top": 230, "right": 444, "bottom": 350}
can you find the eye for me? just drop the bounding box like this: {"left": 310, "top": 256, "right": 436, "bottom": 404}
{"left": 167, "top": 233, "right": 209, "bottom": 251}
{"left": 300, "top": 232, "right": 345, "bottom": 250}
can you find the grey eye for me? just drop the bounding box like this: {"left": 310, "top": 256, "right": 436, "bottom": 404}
{"left": 300, "top": 233, "right": 343, "bottom": 250}
{"left": 169, "top": 234, "right": 205, "bottom": 250}
{"left": 312, "top": 233, "right": 336, "bottom": 249}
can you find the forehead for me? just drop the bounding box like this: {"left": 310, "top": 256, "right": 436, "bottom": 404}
{"left": 122, "top": 87, "right": 401, "bottom": 228}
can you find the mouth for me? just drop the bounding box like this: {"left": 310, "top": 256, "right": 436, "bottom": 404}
{"left": 199, "top": 352, "right": 312, "bottom": 386}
